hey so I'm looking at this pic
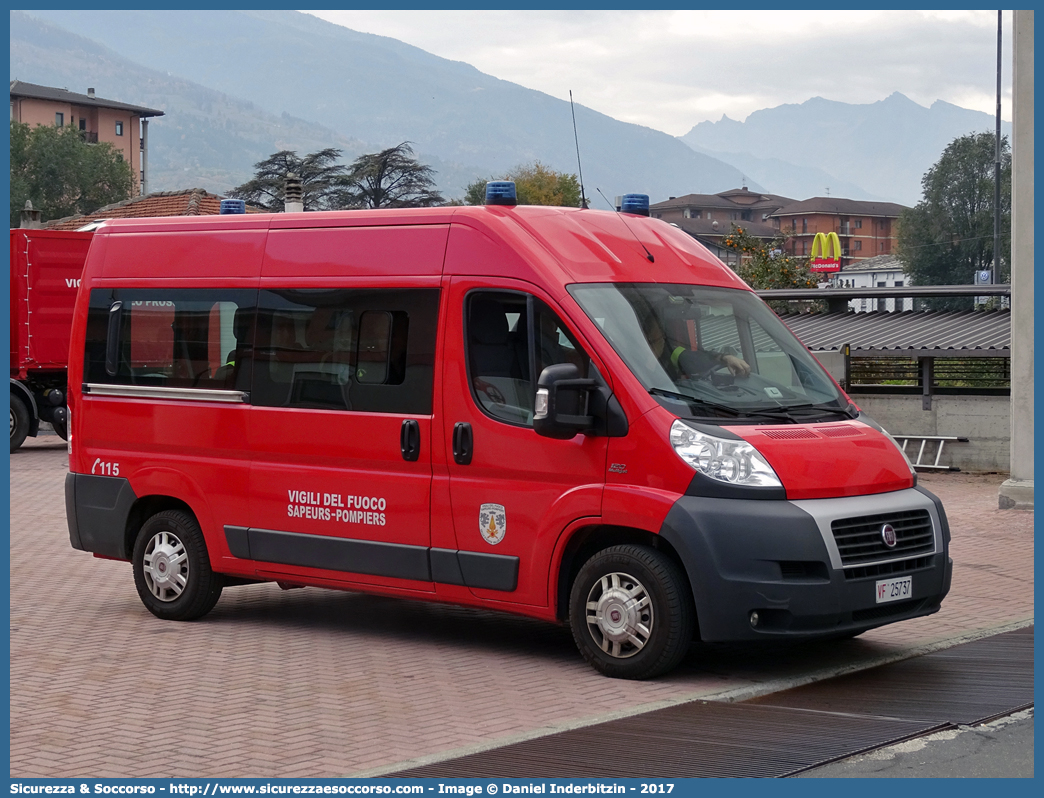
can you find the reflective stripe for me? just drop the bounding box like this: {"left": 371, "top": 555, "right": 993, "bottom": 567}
{"left": 670, "top": 345, "right": 687, "bottom": 368}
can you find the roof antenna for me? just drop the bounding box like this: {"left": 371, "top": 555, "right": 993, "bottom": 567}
{"left": 595, "top": 188, "right": 654, "bottom": 263}
{"left": 569, "top": 91, "right": 589, "bottom": 209}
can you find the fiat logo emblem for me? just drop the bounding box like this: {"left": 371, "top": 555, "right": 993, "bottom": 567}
{"left": 881, "top": 523, "right": 897, "bottom": 548}
{"left": 610, "top": 609, "right": 622, "bottom": 623}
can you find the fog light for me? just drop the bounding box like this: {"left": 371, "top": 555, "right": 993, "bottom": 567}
{"left": 749, "top": 611, "right": 760, "bottom": 628}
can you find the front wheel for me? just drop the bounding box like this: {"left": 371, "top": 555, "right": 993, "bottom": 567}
{"left": 569, "top": 544, "right": 694, "bottom": 679}
{"left": 132, "top": 510, "right": 223, "bottom": 621}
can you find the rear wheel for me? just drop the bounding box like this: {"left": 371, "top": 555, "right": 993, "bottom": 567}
{"left": 132, "top": 510, "right": 222, "bottom": 621}
{"left": 569, "top": 544, "right": 694, "bottom": 679}
{"left": 10, "top": 393, "right": 30, "bottom": 452}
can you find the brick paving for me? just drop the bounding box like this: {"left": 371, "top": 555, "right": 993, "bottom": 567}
{"left": 10, "top": 435, "right": 1033, "bottom": 778}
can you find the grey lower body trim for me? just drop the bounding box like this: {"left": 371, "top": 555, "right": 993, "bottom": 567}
{"left": 66, "top": 473, "right": 137, "bottom": 559}
{"left": 225, "top": 527, "right": 519, "bottom": 592}
{"left": 458, "top": 550, "right": 519, "bottom": 592}
{"left": 790, "top": 488, "right": 941, "bottom": 572}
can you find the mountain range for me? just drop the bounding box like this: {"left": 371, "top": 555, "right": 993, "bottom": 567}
{"left": 11, "top": 10, "right": 1009, "bottom": 207}
{"left": 681, "top": 93, "right": 1010, "bottom": 206}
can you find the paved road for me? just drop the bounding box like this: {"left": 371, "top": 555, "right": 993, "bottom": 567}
{"left": 797, "top": 708, "right": 1034, "bottom": 778}
{"left": 9, "top": 434, "right": 1034, "bottom": 777}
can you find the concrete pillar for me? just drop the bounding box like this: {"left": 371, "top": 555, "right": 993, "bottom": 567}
{"left": 1000, "top": 11, "right": 1034, "bottom": 510}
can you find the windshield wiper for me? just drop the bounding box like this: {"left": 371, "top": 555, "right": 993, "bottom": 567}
{"left": 648, "top": 388, "right": 747, "bottom": 417}
{"left": 649, "top": 388, "right": 800, "bottom": 422}
{"left": 775, "top": 402, "right": 859, "bottom": 419}
{"left": 650, "top": 389, "right": 857, "bottom": 423}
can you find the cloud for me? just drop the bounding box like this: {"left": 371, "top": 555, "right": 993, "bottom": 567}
{"left": 303, "top": 10, "right": 1013, "bottom": 136}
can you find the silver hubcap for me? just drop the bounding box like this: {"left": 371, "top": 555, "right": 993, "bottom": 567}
{"left": 142, "top": 530, "right": 189, "bottom": 602}
{"left": 585, "top": 571, "right": 654, "bottom": 659}
{"left": 10, "top": 408, "right": 16, "bottom": 436}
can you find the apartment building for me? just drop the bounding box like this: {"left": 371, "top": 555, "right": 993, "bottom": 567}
{"left": 10, "top": 80, "right": 164, "bottom": 195}
{"left": 770, "top": 197, "right": 907, "bottom": 268}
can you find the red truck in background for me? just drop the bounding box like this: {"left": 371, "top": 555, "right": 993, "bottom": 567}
{"left": 10, "top": 228, "right": 92, "bottom": 451}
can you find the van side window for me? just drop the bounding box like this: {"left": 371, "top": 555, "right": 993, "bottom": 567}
{"left": 83, "top": 289, "right": 255, "bottom": 391}
{"left": 252, "top": 288, "right": 438, "bottom": 414}
{"left": 466, "top": 291, "right": 591, "bottom": 427}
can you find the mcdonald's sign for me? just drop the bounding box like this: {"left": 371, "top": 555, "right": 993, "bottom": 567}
{"left": 809, "top": 231, "right": 842, "bottom": 273}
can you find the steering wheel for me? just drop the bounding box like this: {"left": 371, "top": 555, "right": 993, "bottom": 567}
{"left": 474, "top": 378, "right": 506, "bottom": 406}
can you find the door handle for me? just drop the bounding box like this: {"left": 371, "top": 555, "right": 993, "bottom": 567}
{"left": 452, "top": 422, "right": 473, "bottom": 465}
{"left": 400, "top": 419, "right": 420, "bottom": 462}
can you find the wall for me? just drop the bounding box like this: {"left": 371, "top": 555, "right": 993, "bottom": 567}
{"left": 850, "top": 392, "right": 1010, "bottom": 473}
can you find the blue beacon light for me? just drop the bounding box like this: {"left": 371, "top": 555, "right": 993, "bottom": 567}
{"left": 620, "top": 194, "right": 650, "bottom": 216}
{"left": 485, "top": 181, "right": 517, "bottom": 206}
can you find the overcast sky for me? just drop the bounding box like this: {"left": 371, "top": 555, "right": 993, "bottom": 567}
{"left": 303, "top": 10, "right": 1013, "bottom": 137}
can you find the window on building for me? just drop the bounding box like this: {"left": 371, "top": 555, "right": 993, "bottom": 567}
{"left": 706, "top": 212, "right": 712, "bottom": 220}
{"left": 802, "top": 218, "right": 807, "bottom": 234}
{"left": 880, "top": 242, "right": 886, "bottom": 251}
{"left": 854, "top": 240, "right": 862, "bottom": 251}
{"left": 115, "top": 121, "right": 124, "bottom": 136}
{"left": 55, "top": 112, "right": 64, "bottom": 127}
{"left": 855, "top": 219, "right": 863, "bottom": 229}
{"left": 79, "top": 118, "right": 86, "bottom": 131}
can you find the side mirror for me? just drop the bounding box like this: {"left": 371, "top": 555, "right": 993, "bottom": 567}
{"left": 533, "top": 363, "right": 596, "bottom": 440}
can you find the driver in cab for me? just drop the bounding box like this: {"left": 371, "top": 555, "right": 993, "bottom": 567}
{"left": 641, "top": 313, "right": 751, "bottom": 380}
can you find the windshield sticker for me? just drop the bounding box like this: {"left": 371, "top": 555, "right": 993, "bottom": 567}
{"left": 287, "top": 489, "right": 386, "bottom": 526}
{"left": 764, "top": 387, "right": 783, "bottom": 398}
{"left": 479, "top": 503, "right": 506, "bottom": 545}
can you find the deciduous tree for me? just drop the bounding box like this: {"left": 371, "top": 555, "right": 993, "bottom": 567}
{"left": 464, "top": 162, "right": 584, "bottom": 207}
{"left": 721, "top": 225, "right": 817, "bottom": 290}
{"left": 9, "top": 121, "right": 134, "bottom": 226}
{"left": 897, "top": 132, "right": 1011, "bottom": 309}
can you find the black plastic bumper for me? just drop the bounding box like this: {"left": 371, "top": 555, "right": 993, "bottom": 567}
{"left": 66, "top": 472, "right": 136, "bottom": 560}
{"left": 659, "top": 490, "right": 951, "bottom": 642}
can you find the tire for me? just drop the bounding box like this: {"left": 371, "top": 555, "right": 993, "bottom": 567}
{"left": 569, "top": 544, "right": 695, "bottom": 680}
{"left": 10, "top": 392, "right": 30, "bottom": 453}
{"left": 132, "top": 510, "right": 223, "bottom": 621}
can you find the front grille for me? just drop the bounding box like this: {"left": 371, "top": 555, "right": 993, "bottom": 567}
{"left": 852, "top": 598, "right": 928, "bottom": 623}
{"left": 832, "top": 509, "right": 934, "bottom": 566}
{"left": 844, "top": 555, "right": 935, "bottom": 581}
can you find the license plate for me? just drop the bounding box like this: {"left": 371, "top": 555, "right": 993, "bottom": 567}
{"left": 876, "top": 575, "right": 912, "bottom": 603}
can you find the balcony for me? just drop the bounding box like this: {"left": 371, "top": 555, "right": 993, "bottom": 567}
{"left": 79, "top": 131, "right": 98, "bottom": 144}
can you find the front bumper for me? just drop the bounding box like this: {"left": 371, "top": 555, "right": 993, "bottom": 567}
{"left": 660, "top": 486, "right": 951, "bottom": 641}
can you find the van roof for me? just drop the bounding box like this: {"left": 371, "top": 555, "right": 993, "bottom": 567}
{"left": 91, "top": 205, "right": 750, "bottom": 289}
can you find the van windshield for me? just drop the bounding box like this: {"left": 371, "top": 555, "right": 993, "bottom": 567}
{"left": 568, "top": 283, "right": 851, "bottom": 424}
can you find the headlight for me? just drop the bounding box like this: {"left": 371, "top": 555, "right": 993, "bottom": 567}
{"left": 670, "top": 420, "right": 782, "bottom": 488}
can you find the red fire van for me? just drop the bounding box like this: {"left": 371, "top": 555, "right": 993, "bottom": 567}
{"left": 65, "top": 187, "right": 950, "bottom": 679}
